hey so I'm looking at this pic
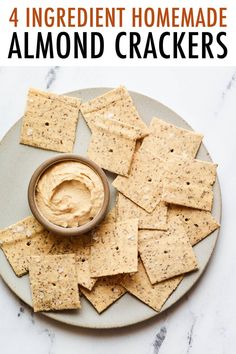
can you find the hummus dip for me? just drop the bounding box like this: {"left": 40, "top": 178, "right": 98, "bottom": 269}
{"left": 36, "top": 161, "right": 104, "bottom": 228}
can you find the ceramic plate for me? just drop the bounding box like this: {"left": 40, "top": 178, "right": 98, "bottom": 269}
{"left": 0, "top": 88, "right": 221, "bottom": 328}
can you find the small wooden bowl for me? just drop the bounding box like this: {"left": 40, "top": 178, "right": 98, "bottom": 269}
{"left": 28, "top": 154, "right": 110, "bottom": 236}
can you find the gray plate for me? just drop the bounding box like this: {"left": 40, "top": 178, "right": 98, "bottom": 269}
{"left": 0, "top": 88, "right": 221, "bottom": 328}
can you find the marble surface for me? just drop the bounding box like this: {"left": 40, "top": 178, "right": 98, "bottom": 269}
{"left": 0, "top": 67, "right": 235, "bottom": 354}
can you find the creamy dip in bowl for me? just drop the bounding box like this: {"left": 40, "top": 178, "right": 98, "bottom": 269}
{"left": 28, "top": 155, "right": 110, "bottom": 236}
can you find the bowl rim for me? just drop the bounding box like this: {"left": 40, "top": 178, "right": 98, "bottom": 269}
{"left": 28, "top": 154, "right": 110, "bottom": 236}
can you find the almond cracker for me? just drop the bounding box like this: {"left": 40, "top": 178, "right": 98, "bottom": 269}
{"left": 140, "top": 117, "right": 203, "bottom": 159}
{"left": 80, "top": 86, "right": 149, "bottom": 138}
{"left": 0, "top": 216, "right": 55, "bottom": 277}
{"left": 138, "top": 216, "right": 198, "bottom": 283}
{"left": 29, "top": 254, "right": 80, "bottom": 312}
{"left": 116, "top": 193, "right": 168, "bottom": 230}
{"left": 20, "top": 88, "right": 80, "bottom": 153}
{"left": 49, "top": 234, "right": 96, "bottom": 291}
{"left": 90, "top": 219, "right": 139, "bottom": 277}
{"left": 162, "top": 156, "right": 217, "bottom": 211}
{"left": 121, "top": 259, "right": 183, "bottom": 312}
{"left": 87, "top": 117, "right": 142, "bottom": 176}
{"left": 81, "top": 275, "right": 126, "bottom": 313}
{"left": 168, "top": 205, "right": 220, "bottom": 245}
{"left": 113, "top": 150, "right": 165, "bottom": 212}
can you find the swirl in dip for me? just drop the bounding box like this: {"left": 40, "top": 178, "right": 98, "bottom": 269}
{"left": 35, "top": 161, "right": 105, "bottom": 228}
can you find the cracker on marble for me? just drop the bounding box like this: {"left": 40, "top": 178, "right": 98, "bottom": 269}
{"left": 90, "top": 219, "right": 139, "bottom": 277}
{"left": 121, "top": 259, "right": 183, "bottom": 312}
{"left": 20, "top": 88, "right": 80, "bottom": 153}
{"left": 168, "top": 205, "right": 220, "bottom": 245}
{"left": 80, "top": 275, "right": 126, "bottom": 313}
{"left": 140, "top": 117, "right": 203, "bottom": 159}
{"left": 116, "top": 193, "right": 167, "bottom": 230}
{"left": 80, "top": 86, "right": 149, "bottom": 138}
{"left": 29, "top": 254, "right": 80, "bottom": 312}
{"left": 139, "top": 216, "right": 198, "bottom": 283}
{"left": 87, "top": 117, "right": 142, "bottom": 176}
{"left": 162, "top": 157, "right": 217, "bottom": 211}
{"left": 113, "top": 150, "right": 165, "bottom": 212}
{"left": 0, "top": 216, "right": 54, "bottom": 277}
{"left": 49, "top": 234, "right": 96, "bottom": 291}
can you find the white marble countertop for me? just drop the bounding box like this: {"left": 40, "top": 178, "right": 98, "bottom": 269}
{"left": 0, "top": 67, "right": 235, "bottom": 354}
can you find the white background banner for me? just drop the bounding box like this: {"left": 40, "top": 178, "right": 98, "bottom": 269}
{"left": 0, "top": 0, "right": 236, "bottom": 66}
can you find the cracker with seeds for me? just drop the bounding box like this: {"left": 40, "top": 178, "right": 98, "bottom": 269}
{"left": 29, "top": 254, "right": 80, "bottom": 312}
{"left": 0, "top": 216, "right": 55, "bottom": 276}
{"left": 90, "top": 219, "right": 138, "bottom": 277}
{"left": 139, "top": 216, "right": 198, "bottom": 283}
{"left": 20, "top": 88, "right": 80, "bottom": 153}
{"left": 49, "top": 234, "right": 96, "bottom": 291}
{"left": 116, "top": 193, "right": 167, "bottom": 230}
{"left": 87, "top": 117, "right": 142, "bottom": 176}
{"left": 81, "top": 276, "right": 126, "bottom": 313}
{"left": 121, "top": 259, "right": 183, "bottom": 312}
{"left": 140, "top": 117, "right": 203, "bottom": 159}
{"left": 168, "top": 205, "right": 220, "bottom": 245}
{"left": 162, "top": 157, "right": 217, "bottom": 211}
{"left": 80, "top": 86, "right": 149, "bottom": 138}
{"left": 98, "top": 207, "right": 117, "bottom": 228}
{"left": 113, "top": 150, "right": 165, "bottom": 212}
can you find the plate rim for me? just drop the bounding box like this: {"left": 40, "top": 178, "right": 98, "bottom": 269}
{"left": 0, "top": 87, "right": 222, "bottom": 329}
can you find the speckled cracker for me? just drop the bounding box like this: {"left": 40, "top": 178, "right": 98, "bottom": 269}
{"left": 116, "top": 193, "right": 167, "bottom": 230}
{"left": 139, "top": 216, "right": 198, "bottom": 283}
{"left": 104, "top": 208, "right": 117, "bottom": 223}
{"left": 162, "top": 157, "right": 217, "bottom": 211}
{"left": 99, "top": 207, "right": 117, "bottom": 228}
{"left": 29, "top": 254, "right": 80, "bottom": 312}
{"left": 80, "top": 86, "right": 149, "bottom": 138}
{"left": 20, "top": 88, "right": 80, "bottom": 153}
{"left": 113, "top": 150, "right": 165, "bottom": 212}
{"left": 0, "top": 216, "right": 54, "bottom": 277}
{"left": 49, "top": 234, "right": 96, "bottom": 291}
{"left": 140, "top": 117, "right": 203, "bottom": 159}
{"left": 121, "top": 259, "right": 183, "bottom": 312}
{"left": 80, "top": 276, "right": 126, "bottom": 313}
{"left": 90, "top": 219, "right": 139, "bottom": 277}
{"left": 168, "top": 205, "right": 220, "bottom": 245}
{"left": 87, "top": 117, "right": 142, "bottom": 176}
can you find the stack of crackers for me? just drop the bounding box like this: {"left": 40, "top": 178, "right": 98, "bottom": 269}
{"left": 0, "top": 87, "right": 220, "bottom": 314}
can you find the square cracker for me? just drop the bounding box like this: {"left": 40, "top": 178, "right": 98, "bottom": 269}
{"left": 116, "top": 193, "right": 168, "bottom": 230}
{"left": 20, "top": 88, "right": 80, "bottom": 153}
{"left": 162, "top": 157, "right": 217, "bottom": 211}
{"left": 121, "top": 259, "right": 183, "bottom": 312}
{"left": 87, "top": 117, "right": 142, "bottom": 176}
{"left": 140, "top": 117, "right": 203, "bottom": 159}
{"left": 98, "top": 207, "right": 117, "bottom": 228}
{"left": 80, "top": 86, "right": 149, "bottom": 138}
{"left": 29, "top": 254, "right": 80, "bottom": 312}
{"left": 49, "top": 234, "right": 96, "bottom": 291}
{"left": 80, "top": 276, "right": 126, "bottom": 313}
{"left": 0, "top": 216, "right": 54, "bottom": 277}
{"left": 90, "top": 219, "right": 139, "bottom": 277}
{"left": 168, "top": 205, "right": 220, "bottom": 246}
{"left": 138, "top": 216, "right": 198, "bottom": 284}
{"left": 113, "top": 150, "right": 165, "bottom": 212}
